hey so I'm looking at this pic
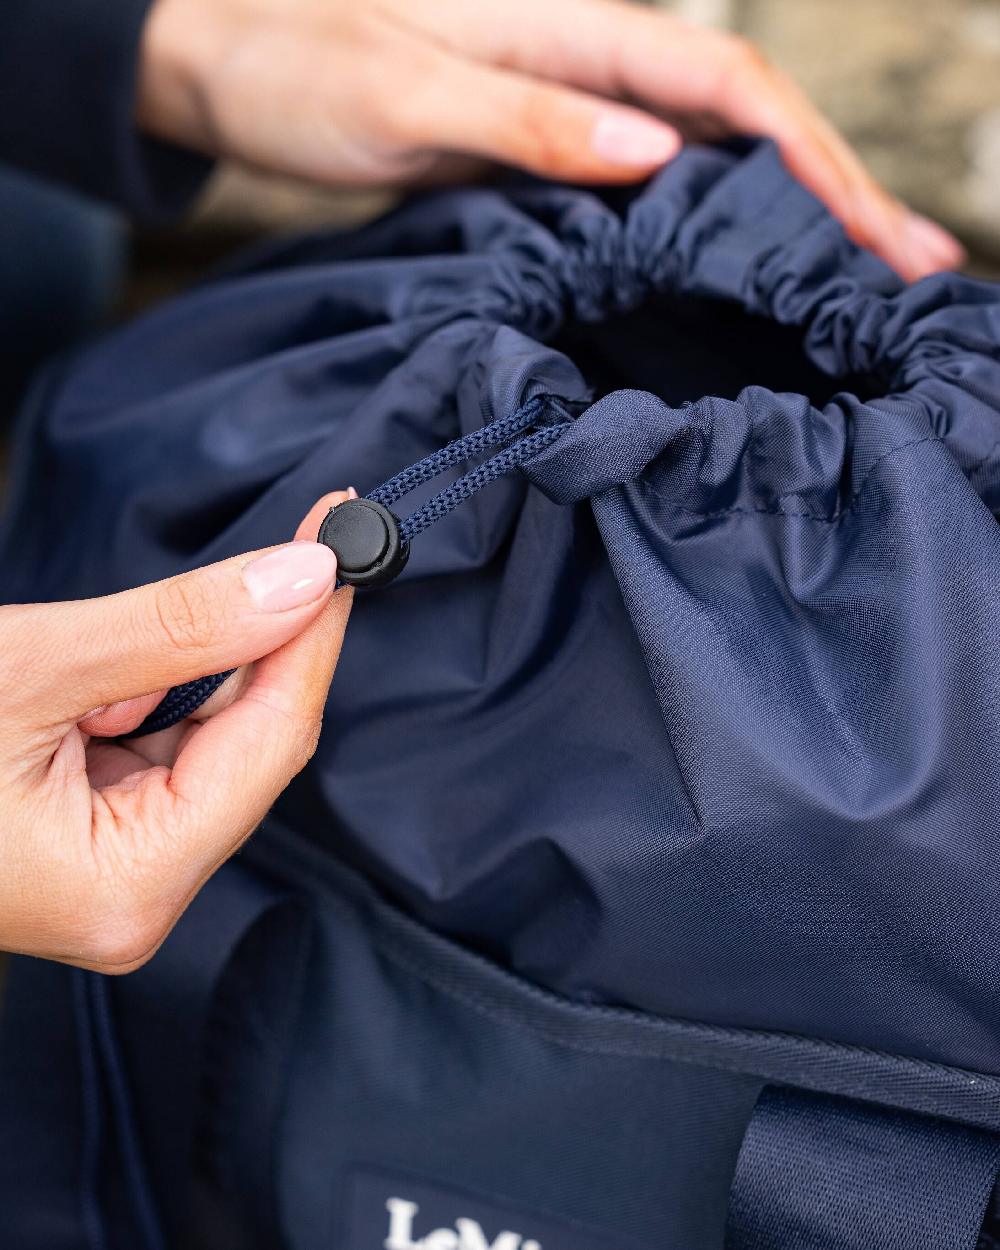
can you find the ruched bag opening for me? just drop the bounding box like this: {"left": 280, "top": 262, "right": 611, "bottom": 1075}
{"left": 550, "top": 288, "right": 884, "bottom": 410}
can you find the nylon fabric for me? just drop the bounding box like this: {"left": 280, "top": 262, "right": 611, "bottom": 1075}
{"left": 2, "top": 141, "right": 1000, "bottom": 1247}
{"left": 3, "top": 142, "right": 1000, "bottom": 1065}
{"left": 3, "top": 140, "right": 995, "bottom": 1069}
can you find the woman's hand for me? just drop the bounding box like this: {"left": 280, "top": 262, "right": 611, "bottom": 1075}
{"left": 137, "top": 0, "right": 963, "bottom": 282}
{"left": 0, "top": 494, "right": 352, "bottom": 972}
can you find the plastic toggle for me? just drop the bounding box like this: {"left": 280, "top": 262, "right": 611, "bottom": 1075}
{"left": 318, "top": 497, "right": 409, "bottom": 588}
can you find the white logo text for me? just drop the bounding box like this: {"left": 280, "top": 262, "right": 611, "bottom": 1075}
{"left": 385, "top": 1197, "right": 542, "bottom": 1250}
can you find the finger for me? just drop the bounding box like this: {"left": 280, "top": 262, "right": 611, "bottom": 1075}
{"left": 68, "top": 489, "right": 360, "bottom": 740}
{"left": 81, "top": 658, "right": 256, "bottom": 741}
{"left": 80, "top": 579, "right": 352, "bottom": 968}
{"left": 294, "top": 486, "right": 358, "bottom": 545}
{"left": 701, "top": 52, "right": 965, "bottom": 279}
{"left": 171, "top": 489, "right": 359, "bottom": 733}
{"left": 616, "top": 15, "right": 965, "bottom": 278}
{"left": 788, "top": 125, "right": 964, "bottom": 279}
{"left": 604, "top": 8, "right": 963, "bottom": 277}
{"left": 3, "top": 529, "right": 342, "bottom": 722}
{"left": 171, "top": 487, "right": 354, "bottom": 748}
{"left": 392, "top": 43, "right": 680, "bottom": 182}
{"left": 411, "top": 0, "right": 963, "bottom": 277}
{"left": 144, "top": 580, "right": 354, "bottom": 888}
{"left": 78, "top": 492, "right": 354, "bottom": 957}
{"left": 79, "top": 692, "right": 168, "bottom": 738}
{"left": 88, "top": 669, "right": 255, "bottom": 779}
{"left": 188, "top": 664, "right": 254, "bottom": 720}
{"left": 74, "top": 488, "right": 360, "bottom": 744}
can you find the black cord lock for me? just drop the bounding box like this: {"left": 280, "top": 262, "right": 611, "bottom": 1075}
{"left": 318, "top": 498, "right": 409, "bottom": 588}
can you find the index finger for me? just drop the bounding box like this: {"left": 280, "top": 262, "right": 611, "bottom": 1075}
{"left": 415, "top": 0, "right": 963, "bottom": 280}
{"left": 92, "top": 492, "right": 354, "bottom": 922}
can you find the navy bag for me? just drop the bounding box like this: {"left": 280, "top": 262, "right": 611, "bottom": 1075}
{"left": 3, "top": 141, "right": 1000, "bottom": 1249}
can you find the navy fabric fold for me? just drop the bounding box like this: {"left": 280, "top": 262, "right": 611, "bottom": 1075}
{"left": 3, "top": 141, "right": 1000, "bottom": 1080}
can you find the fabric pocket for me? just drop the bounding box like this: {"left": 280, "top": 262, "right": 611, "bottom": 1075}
{"left": 164, "top": 824, "right": 1000, "bottom": 1250}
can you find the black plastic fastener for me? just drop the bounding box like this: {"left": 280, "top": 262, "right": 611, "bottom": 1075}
{"left": 318, "top": 497, "right": 409, "bottom": 588}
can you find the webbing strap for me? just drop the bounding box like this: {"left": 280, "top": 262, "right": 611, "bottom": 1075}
{"left": 725, "top": 1086, "right": 1000, "bottom": 1250}
{"left": 131, "top": 395, "right": 576, "bottom": 737}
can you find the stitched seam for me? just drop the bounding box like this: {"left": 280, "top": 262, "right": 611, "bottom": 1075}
{"left": 254, "top": 833, "right": 1000, "bottom": 1128}
{"left": 634, "top": 435, "right": 946, "bottom": 524}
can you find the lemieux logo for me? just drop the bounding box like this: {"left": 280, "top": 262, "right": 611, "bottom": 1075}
{"left": 384, "top": 1196, "right": 542, "bottom": 1250}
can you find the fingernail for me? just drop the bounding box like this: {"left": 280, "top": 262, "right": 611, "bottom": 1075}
{"left": 242, "top": 542, "right": 337, "bottom": 612}
{"left": 347, "top": 486, "right": 359, "bottom": 500}
{"left": 903, "top": 213, "right": 965, "bottom": 269}
{"left": 590, "top": 112, "right": 680, "bottom": 167}
{"left": 78, "top": 695, "right": 157, "bottom": 734}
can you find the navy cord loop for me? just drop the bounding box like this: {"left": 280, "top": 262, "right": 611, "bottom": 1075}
{"left": 131, "top": 395, "right": 575, "bottom": 736}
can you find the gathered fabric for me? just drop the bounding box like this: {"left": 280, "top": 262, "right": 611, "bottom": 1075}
{"left": 4, "top": 141, "right": 1000, "bottom": 1070}
{"left": 3, "top": 138, "right": 1000, "bottom": 1250}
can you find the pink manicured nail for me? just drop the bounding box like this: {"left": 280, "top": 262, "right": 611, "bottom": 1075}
{"left": 591, "top": 112, "right": 680, "bottom": 167}
{"left": 242, "top": 542, "right": 337, "bottom": 612}
{"left": 903, "top": 213, "right": 965, "bottom": 269}
{"left": 347, "top": 486, "right": 359, "bottom": 500}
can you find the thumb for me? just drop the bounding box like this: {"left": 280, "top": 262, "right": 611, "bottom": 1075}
{"left": 5, "top": 539, "right": 339, "bottom": 725}
{"left": 398, "top": 50, "right": 681, "bottom": 182}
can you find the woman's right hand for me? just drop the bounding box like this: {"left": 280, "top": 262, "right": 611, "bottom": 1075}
{"left": 0, "top": 493, "right": 353, "bottom": 972}
{"left": 138, "top": 0, "right": 964, "bottom": 281}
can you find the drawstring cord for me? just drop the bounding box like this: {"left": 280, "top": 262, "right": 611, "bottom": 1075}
{"left": 369, "top": 392, "right": 569, "bottom": 539}
{"left": 80, "top": 396, "right": 579, "bottom": 1234}
{"left": 136, "top": 672, "right": 234, "bottom": 733}
{"left": 390, "top": 425, "right": 568, "bottom": 544}
{"left": 131, "top": 394, "right": 576, "bottom": 737}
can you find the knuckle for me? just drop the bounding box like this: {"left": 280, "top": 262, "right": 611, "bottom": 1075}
{"left": 508, "top": 87, "right": 571, "bottom": 172}
{"left": 707, "top": 33, "right": 773, "bottom": 115}
{"left": 377, "top": 53, "right": 443, "bottom": 144}
{"left": 727, "top": 34, "right": 770, "bottom": 76}
{"left": 153, "top": 576, "right": 222, "bottom": 655}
